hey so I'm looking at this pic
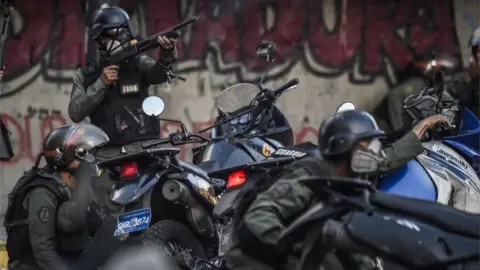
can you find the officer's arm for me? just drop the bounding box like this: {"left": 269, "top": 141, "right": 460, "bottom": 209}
{"left": 27, "top": 187, "right": 60, "bottom": 270}
{"left": 384, "top": 130, "right": 424, "bottom": 170}
{"left": 138, "top": 47, "right": 178, "bottom": 85}
{"left": 68, "top": 68, "right": 109, "bottom": 123}
{"left": 243, "top": 168, "right": 313, "bottom": 246}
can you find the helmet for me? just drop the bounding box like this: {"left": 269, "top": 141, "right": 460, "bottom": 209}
{"left": 43, "top": 123, "right": 109, "bottom": 169}
{"left": 90, "top": 7, "right": 135, "bottom": 41}
{"left": 318, "top": 110, "right": 384, "bottom": 157}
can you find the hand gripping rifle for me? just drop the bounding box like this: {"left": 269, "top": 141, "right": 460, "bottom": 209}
{"left": 100, "top": 16, "right": 198, "bottom": 70}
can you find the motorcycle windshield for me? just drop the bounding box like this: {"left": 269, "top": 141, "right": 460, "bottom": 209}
{"left": 216, "top": 83, "right": 260, "bottom": 114}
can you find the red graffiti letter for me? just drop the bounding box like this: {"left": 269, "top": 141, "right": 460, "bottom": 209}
{"left": 307, "top": 0, "right": 362, "bottom": 67}
{"left": 362, "top": 0, "right": 412, "bottom": 73}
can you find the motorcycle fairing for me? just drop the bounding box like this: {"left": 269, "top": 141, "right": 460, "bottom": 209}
{"left": 111, "top": 169, "right": 165, "bottom": 206}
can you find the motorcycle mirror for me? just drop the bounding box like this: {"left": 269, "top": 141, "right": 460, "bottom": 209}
{"left": 256, "top": 40, "right": 277, "bottom": 63}
{"left": 433, "top": 71, "right": 445, "bottom": 90}
{"left": 142, "top": 96, "right": 165, "bottom": 116}
{"left": 336, "top": 101, "right": 356, "bottom": 112}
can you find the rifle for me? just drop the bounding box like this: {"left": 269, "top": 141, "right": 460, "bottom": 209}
{"left": 0, "top": 0, "right": 13, "bottom": 70}
{"left": 100, "top": 16, "right": 199, "bottom": 69}
{"left": 0, "top": 1, "right": 13, "bottom": 161}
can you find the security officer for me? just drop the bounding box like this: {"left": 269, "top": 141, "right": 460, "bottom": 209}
{"left": 447, "top": 28, "right": 480, "bottom": 118}
{"left": 387, "top": 53, "right": 460, "bottom": 132}
{"left": 226, "top": 109, "right": 449, "bottom": 270}
{"left": 68, "top": 6, "right": 177, "bottom": 159}
{"left": 68, "top": 6, "right": 177, "bottom": 211}
{"left": 4, "top": 123, "right": 109, "bottom": 270}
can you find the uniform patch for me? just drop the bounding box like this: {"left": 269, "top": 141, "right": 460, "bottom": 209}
{"left": 120, "top": 84, "right": 140, "bottom": 95}
{"left": 38, "top": 206, "right": 51, "bottom": 223}
{"left": 270, "top": 182, "right": 293, "bottom": 199}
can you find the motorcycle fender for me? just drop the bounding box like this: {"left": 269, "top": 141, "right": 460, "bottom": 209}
{"left": 111, "top": 170, "right": 166, "bottom": 206}
{"left": 344, "top": 212, "right": 480, "bottom": 268}
{"left": 176, "top": 176, "right": 216, "bottom": 238}
{"left": 277, "top": 203, "right": 347, "bottom": 252}
{"left": 185, "top": 200, "right": 215, "bottom": 238}
{"left": 212, "top": 189, "right": 241, "bottom": 218}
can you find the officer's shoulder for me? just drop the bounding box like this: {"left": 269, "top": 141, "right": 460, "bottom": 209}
{"left": 79, "top": 63, "right": 100, "bottom": 77}
{"left": 28, "top": 186, "right": 58, "bottom": 203}
{"left": 287, "top": 157, "right": 326, "bottom": 173}
{"left": 29, "top": 186, "right": 56, "bottom": 195}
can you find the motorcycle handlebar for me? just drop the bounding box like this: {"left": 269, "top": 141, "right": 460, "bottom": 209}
{"left": 188, "top": 133, "right": 211, "bottom": 142}
{"left": 142, "top": 132, "right": 211, "bottom": 149}
{"left": 141, "top": 137, "right": 171, "bottom": 149}
{"left": 273, "top": 78, "right": 299, "bottom": 97}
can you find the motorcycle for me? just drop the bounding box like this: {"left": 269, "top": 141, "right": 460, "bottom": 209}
{"left": 276, "top": 175, "right": 480, "bottom": 270}
{"left": 378, "top": 71, "right": 480, "bottom": 213}
{"left": 96, "top": 101, "right": 219, "bottom": 269}
{"left": 94, "top": 39, "right": 302, "bottom": 269}
{"left": 191, "top": 40, "right": 299, "bottom": 171}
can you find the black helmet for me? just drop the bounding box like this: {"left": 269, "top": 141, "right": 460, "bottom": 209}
{"left": 90, "top": 7, "right": 136, "bottom": 42}
{"left": 318, "top": 110, "right": 384, "bottom": 157}
{"left": 43, "top": 123, "right": 109, "bottom": 169}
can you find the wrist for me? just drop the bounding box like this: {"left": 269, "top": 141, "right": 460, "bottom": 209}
{"left": 412, "top": 122, "right": 428, "bottom": 138}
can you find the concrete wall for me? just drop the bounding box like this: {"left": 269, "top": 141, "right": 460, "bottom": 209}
{"left": 0, "top": 0, "right": 478, "bottom": 218}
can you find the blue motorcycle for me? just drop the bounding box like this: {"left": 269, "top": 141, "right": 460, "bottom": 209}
{"left": 378, "top": 72, "right": 480, "bottom": 213}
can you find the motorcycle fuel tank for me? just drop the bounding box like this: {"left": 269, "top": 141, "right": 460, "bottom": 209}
{"left": 378, "top": 160, "right": 437, "bottom": 201}
{"left": 193, "top": 136, "right": 282, "bottom": 170}
{"left": 381, "top": 141, "right": 480, "bottom": 213}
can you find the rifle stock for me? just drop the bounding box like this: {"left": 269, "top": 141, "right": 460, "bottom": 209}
{"left": 101, "top": 16, "right": 199, "bottom": 68}
{"left": 0, "top": 0, "right": 13, "bottom": 69}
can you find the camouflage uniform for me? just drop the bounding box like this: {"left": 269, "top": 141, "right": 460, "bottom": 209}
{"left": 226, "top": 130, "right": 424, "bottom": 270}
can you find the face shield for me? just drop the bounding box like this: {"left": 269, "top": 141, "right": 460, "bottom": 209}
{"left": 63, "top": 123, "right": 110, "bottom": 163}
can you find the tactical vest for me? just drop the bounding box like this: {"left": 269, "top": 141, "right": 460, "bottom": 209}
{"left": 232, "top": 157, "right": 331, "bottom": 267}
{"left": 82, "top": 57, "right": 160, "bottom": 146}
{"left": 3, "top": 169, "right": 69, "bottom": 264}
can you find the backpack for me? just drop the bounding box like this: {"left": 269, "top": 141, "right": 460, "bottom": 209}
{"left": 231, "top": 157, "right": 330, "bottom": 266}
{"left": 3, "top": 169, "right": 68, "bottom": 262}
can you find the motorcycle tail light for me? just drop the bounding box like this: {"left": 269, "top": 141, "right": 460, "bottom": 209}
{"left": 226, "top": 170, "right": 247, "bottom": 189}
{"left": 120, "top": 161, "right": 139, "bottom": 178}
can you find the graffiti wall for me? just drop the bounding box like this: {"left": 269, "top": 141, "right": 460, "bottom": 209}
{"left": 0, "top": 0, "right": 476, "bottom": 218}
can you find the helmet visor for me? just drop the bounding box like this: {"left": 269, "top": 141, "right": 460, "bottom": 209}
{"left": 63, "top": 123, "right": 109, "bottom": 150}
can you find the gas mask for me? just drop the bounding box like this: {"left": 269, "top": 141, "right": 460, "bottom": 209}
{"left": 99, "top": 28, "right": 133, "bottom": 55}
{"left": 350, "top": 138, "right": 388, "bottom": 174}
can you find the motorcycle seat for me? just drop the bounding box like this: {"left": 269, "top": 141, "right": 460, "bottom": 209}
{"left": 372, "top": 191, "right": 480, "bottom": 239}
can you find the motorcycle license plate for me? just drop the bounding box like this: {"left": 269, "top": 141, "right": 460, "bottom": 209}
{"left": 218, "top": 223, "right": 233, "bottom": 256}
{"left": 114, "top": 208, "right": 152, "bottom": 236}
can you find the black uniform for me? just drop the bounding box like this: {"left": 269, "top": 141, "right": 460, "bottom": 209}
{"left": 68, "top": 50, "right": 177, "bottom": 147}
